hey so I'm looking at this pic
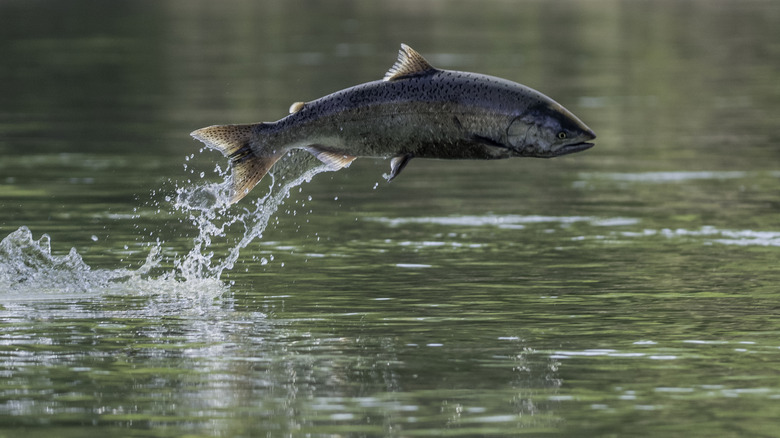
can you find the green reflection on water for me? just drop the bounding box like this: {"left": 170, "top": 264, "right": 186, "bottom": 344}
{"left": 2, "top": 0, "right": 780, "bottom": 436}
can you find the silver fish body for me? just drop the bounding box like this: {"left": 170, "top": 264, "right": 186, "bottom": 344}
{"left": 192, "top": 44, "right": 595, "bottom": 204}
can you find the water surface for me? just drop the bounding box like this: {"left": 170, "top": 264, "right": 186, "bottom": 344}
{"left": 2, "top": 0, "right": 780, "bottom": 436}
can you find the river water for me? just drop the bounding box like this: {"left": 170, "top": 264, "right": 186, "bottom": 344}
{"left": 2, "top": 0, "right": 780, "bottom": 436}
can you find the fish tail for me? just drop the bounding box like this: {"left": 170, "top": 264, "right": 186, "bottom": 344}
{"left": 190, "top": 123, "right": 282, "bottom": 204}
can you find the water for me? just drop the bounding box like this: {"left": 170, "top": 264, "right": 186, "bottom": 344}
{"left": 2, "top": 0, "right": 780, "bottom": 436}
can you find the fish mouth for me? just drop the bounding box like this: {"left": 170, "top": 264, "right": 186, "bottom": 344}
{"left": 550, "top": 141, "right": 595, "bottom": 157}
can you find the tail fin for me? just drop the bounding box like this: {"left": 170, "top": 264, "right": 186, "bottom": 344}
{"left": 190, "top": 123, "right": 283, "bottom": 204}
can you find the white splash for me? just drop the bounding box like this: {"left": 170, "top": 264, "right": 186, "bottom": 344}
{"left": 0, "top": 226, "right": 162, "bottom": 297}
{"left": 0, "top": 150, "right": 335, "bottom": 299}
{"left": 172, "top": 151, "right": 333, "bottom": 281}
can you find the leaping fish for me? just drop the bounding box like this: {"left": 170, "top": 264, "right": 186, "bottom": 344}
{"left": 191, "top": 44, "right": 596, "bottom": 204}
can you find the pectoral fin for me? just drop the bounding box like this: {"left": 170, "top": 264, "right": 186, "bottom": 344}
{"left": 385, "top": 154, "right": 413, "bottom": 182}
{"left": 302, "top": 145, "right": 357, "bottom": 170}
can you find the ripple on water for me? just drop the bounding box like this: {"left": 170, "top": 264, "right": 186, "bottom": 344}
{"left": 371, "top": 215, "right": 640, "bottom": 229}
{"left": 579, "top": 171, "right": 752, "bottom": 182}
{"left": 627, "top": 227, "right": 780, "bottom": 247}
{"left": 566, "top": 224, "right": 780, "bottom": 248}
{"left": 372, "top": 213, "right": 780, "bottom": 249}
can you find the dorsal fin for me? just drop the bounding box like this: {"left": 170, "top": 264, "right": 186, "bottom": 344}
{"left": 383, "top": 44, "right": 437, "bottom": 81}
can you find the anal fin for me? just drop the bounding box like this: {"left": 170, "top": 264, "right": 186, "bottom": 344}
{"left": 303, "top": 145, "right": 357, "bottom": 171}
{"left": 385, "top": 154, "right": 413, "bottom": 182}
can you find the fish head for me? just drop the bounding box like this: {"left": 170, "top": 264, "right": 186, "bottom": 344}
{"left": 506, "top": 102, "right": 596, "bottom": 158}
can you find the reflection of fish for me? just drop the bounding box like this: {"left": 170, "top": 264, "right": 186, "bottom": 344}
{"left": 192, "top": 44, "right": 596, "bottom": 204}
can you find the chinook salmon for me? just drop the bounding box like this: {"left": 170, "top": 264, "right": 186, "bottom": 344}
{"left": 192, "top": 44, "right": 595, "bottom": 204}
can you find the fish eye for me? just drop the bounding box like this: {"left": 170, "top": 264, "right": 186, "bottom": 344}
{"left": 557, "top": 131, "right": 567, "bottom": 140}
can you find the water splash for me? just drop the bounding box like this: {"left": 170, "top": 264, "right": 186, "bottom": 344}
{"left": 0, "top": 149, "right": 334, "bottom": 298}
{"left": 173, "top": 150, "right": 331, "bottom": 281}
{"left": 0, "top": 226, "right": 159, "bottom": 296}
{"left": 0, "top": 226, "right": 102, "bottom": 293}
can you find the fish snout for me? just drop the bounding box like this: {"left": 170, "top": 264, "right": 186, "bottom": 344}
{"left": 583, "top": 127, "right": 597, "bottom": 142}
